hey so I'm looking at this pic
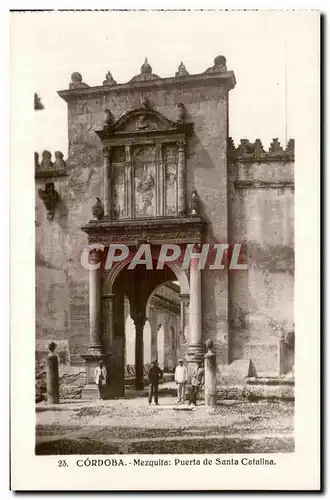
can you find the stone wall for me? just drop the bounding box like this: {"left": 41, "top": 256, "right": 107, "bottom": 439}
{"left": 35, "top": 58, "right": 294, "bottom": 378}
{"left": 227, "top": 139, "right": 294, "bottom": 375}
{"left": 35, "top": 58, "right": 234, "bottom": 367}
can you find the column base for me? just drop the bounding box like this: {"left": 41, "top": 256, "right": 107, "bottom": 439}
{"left": 205, "top": 393, "right": 216, "bottom": 407}
{"left": 80, "top": 351, "right": 113, "bottom": 399}
{"left": 81, "top": 384, "right": 100, "bottom": 400}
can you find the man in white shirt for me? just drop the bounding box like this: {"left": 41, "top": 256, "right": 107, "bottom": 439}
{"left": 95, "top": 360, "right": 107, "bottom": 400}
{"left": 175, "top": 359, "right": 187, "bottom": 403}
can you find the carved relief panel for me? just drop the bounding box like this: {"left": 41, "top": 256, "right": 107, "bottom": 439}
{"left": 98, "top": 106, "right": 191, "bottom": 221}
{"left": 163, "top": 144, "right": 178, "bottom": 216}
{"left": 133, "top": 145, "right": 157, "bottom": 218}
{"left": 110, "top": 141, "right": 181, "bottom": 220}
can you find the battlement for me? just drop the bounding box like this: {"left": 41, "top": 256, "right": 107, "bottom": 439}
{"left": 228, "top": 138, "right": 294, "bottom": 163}
{"left": 35, "top": 150, "right": 67, "bottom": 178}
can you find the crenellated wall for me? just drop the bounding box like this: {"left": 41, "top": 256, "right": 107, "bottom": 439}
{"left": 227, "top": 138, "right": 294, "bottom": 375}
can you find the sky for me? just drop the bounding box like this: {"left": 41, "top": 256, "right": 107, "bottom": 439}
{"left": 10, "top": 10, "right": 319, "bottom": 157}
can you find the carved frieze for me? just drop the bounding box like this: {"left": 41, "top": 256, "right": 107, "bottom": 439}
{"left": 82, "top": 216, "right": 207, "bottom": 245}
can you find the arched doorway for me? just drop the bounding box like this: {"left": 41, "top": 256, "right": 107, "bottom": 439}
{"left": 102, "top": 255, "right": 189, "bottom": 392}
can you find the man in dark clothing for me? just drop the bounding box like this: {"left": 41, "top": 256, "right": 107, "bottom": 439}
{"left": 148, "top": 360, "right": 163, "bottom": 405}
{"left": 189, "top": 361, "right": 204, "bottom": 406}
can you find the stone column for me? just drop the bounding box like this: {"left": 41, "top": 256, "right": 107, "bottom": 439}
{"left": 125, "top": 145, "right": 132, "bottom": 218}
{"left": 103, "top": 147, "right": 111, "bottom": 218}
{"left": 46, "top": 342, "right": 59, "bottom": 404}
{"left": 204, "top": 339, "right": 217, "bottom": 407}
{"left": 177, "top": 140, "right": 186, "bottom": 215}
{"left": 133, "top": 312, "right": 146, "bottom": 390}
{"left": 89, "top": 249, "right": 103, "bottom": 353}
{"left": 81, "top": 249, "right": 107, "bottom": 400}
{"left": 179, "top": 293, "right": 190, "bottom": 344}
{"left": 187, "top": 250, "right": 204, "bottom": 365}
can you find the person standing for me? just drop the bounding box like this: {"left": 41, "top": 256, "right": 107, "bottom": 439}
{"left": 189, "top": 361, "right": 204, "bottom": 406}
{"left": 95, "top": 360, "right": 107, "bottom": 400}
{"left": 175, "top": 359, "right": 188, "bottom": 403}
{"left": 148, "top": 360, "right": 163, "bottom": 405}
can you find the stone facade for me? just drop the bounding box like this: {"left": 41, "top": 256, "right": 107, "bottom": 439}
{"left": 35, "top": 56, "right": 294, "bottom": 397}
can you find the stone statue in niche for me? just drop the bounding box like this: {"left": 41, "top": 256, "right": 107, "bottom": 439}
{"left": 177, "top": 103, "right": 186, "bottom": 124}
{"left": 166, "top": 165, "right": 177, "bottom": 215}
{"left": 38, "top": 182, "right": 59, "bottom": 220}
{"left": 190, "top": 189, "right": 200, "bottom": 216}
{"left": 92, "top": 197, "right": 104, "bottom": 221}
{"left": 104, "top": 109, "right": 114, "bottom": 127}
{"left": 141, "top": 96, "right": 152, "bottom": 109}
{"left": 136, "top": 166, "right": 155, "bottom": 216}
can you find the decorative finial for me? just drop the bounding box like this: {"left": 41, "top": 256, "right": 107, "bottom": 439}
{"left": 69, "top": 72, "right": 89, "bottom": 89}
{"left": 92, "top": 197, "right": 104, "bottom": 221}
{"left": 141, "top": 57, "right": 152, "bottom": 74}
{"left": 204, "top": 55, "right": 227, "bottom": 74}
{"left": 175, "top": 61, "right": 189, "bottom": 77}
{"left": 103, "top": 71, "right": 117, "bottom": 86}
{"left": 129, "top": 59, "right": 160, "bottom": 83}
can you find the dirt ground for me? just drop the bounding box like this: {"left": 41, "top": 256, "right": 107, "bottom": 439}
{"left": 36, "top": 393, "right": 294, "bottom": 455}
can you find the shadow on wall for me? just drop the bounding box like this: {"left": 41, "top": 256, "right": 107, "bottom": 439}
{"left": 186, "top": 129, "right": 216, "bottom": 205}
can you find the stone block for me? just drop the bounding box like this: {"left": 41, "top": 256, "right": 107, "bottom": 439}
{"left": 218, "top": 358, "right": 257, "bottom": 384}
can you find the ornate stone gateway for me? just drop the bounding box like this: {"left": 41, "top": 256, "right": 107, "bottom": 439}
{"left": 81, "top": 102, "right": 207, "bottom": 395}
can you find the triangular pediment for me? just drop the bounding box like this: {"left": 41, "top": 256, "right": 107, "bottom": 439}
{"left": 95, "top": 107, "right": 191, "bottom": 142}
{"left": 113, "top": 108, "right": 180, "bottom": 134}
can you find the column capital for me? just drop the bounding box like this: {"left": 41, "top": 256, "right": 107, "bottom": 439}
{"left": 132, "top": 312, "right": 147, "bottom": 329}
{"left": 177, "top": 140, "right": 186, "bottom": 150}
{"left": 102, "top": 146, "right": 111, "bottom": 158}
{"left": 102, "top": 293, "right": 115, "bottom": 301}
{"left": 89, "top": 248, "right": 103, "bottom": 265}
{"left": 125, "top": 144, "right": 132, "bottom": 162}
